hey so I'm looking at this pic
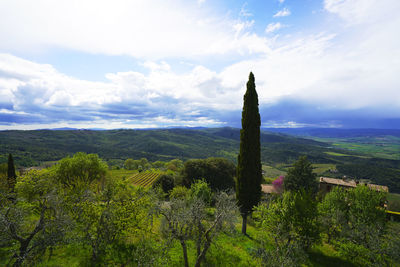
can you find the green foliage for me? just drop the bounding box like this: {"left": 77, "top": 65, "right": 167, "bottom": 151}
{"left": 170, "top": 186, "right": 190, "bottom": 200}
{"left": 318, "top": 187, "right": 349, "bottom": 243}
{"left": 167, "top": 159, "right": 184, "bottom": 171}
{"left": 190, "top": 180, "right": 212, "bottom": 205}
{"left": 0, "top": 163, "right": 8, "bottom": 192}
{"left": 254, "top": 190, "right": 320, "bottom": 266}
{"left": 347, "top": 185, "right": 386, "bottom": 233}
{"left": 123, "top": 158, "right": 137, "bottom": 170}
{"left": 387, "top": 193, "right": 400, "bottom": 212}
{"left": 152, "top": 174, "right": 175, "bottom": 194}
{"left": 181, "top": 157, "right": 236, "bottom": 191}
{"left": 158, "top": 183, "right": 239, "bottom": 267}
{"left": 337, "top": 163, "right": 400, "bottom": 193}
{"left": 1, "top": 128, "right": 399, "bottom": 192}
{"left": 236, "top": 72, "right": 262, "bottom": 232}
{"left": 284, "top": 156, "right": 318, "bottom": 195}
{"left": 0, "top": 162, "right": 7, "bottom": 174}
{"left": 55, "top": 152, "right": 108, "bottom": 188}
{"left": 319, "top": 185, "right": 396, "bottom": 266}
{"left": 153, "top": 160, "right": 167, "bottom": 169}
{"left": 7, "top": 153, "right": 16, "bottom": 192}
{"left": 0, "top": 169, "right": 72, "bottom": 266}
{"left": 73, "top": 180, "right": 156, "bottom": 265}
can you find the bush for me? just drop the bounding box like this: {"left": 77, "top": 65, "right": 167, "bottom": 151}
{"left": 181, "top": 158, "right": 235, "bottom": 191}
{"left": 169, "top": 186, "right": 190, "bottom": 200}
{"left": 190, "top": 179, "right": 212, "bottom": 205}
{"left": 152, "top": 174, "right": 175, "bottom": 194}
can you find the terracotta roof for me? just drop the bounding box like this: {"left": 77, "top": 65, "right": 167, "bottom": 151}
{"left": 320, "top": 177, "right": 389, "bottom": 192}
{"left": 261, "top": 184, "right": 281, "bottom": 194}
{"left": 367, "top": 183, "right": 389, "bottom": 192}
{"left": 319, "top": 177, "right": 357, "bottom": 188}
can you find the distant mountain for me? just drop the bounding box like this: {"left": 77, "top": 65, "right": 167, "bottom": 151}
{"left": 264, "top": 128, "right": 400, "bottom": 138}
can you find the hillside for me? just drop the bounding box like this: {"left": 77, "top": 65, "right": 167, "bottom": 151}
{"left": 1, "top": 127, "right": 400, "bottom": 192}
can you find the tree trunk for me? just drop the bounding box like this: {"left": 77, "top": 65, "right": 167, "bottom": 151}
{"left": 13, "top": 240, "right": 29, "bottom": 267}
{"left": 195, "top": 240, "right": 211, "bottom": 267}
{"left": 241, "top": 214, "right": 247, "bottom": 235}
{"left": 180, "top": 240, "right": 189, "bottom": 267}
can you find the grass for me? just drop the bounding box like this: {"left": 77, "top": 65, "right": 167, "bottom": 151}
{"left": 314, "top": 136, "right": 400, "bottom": 160}
{"left": 324, "top": 152, "right": 350, "bottom": 157}
{"left": 36, "top": 244, "right": 90, "bottom": 267}
{"left": 308, "top": 243, "right": 356, "bottom": 267}
{"left": 312, "top": 164, "right": 336, "bottom": 175}
{"left": 1, "top": 213, "right": 379, "bottom": 267}
{"left": 262, "top": 165, "right": 287, "bottom": 180}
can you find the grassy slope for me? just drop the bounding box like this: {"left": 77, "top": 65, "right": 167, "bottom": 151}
{"left": 19, "top": 215, "right": 357, "bottom": 267}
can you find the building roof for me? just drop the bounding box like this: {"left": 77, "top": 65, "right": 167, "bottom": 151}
{"left": 320, "top": 177, "right": 389, "bottom": 193}
{"left": 319, "top": 177, "right": 357, "bottom": 188}
{"left": 367, "top": 183, "right": 389, "bottom": 192}
{"left": 261, "top": 184, "right": 281, "bottom": 194}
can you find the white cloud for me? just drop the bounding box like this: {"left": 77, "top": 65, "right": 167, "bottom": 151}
{"left": 0, "top": 53, "right": 243, "bottom": 126}
{"left": 0, "top": 0, "right": 267, "bottom": 59}
{"left": 1, "top": 0, "right": 400, "bottom": 128}
{"left": 278, "top": 0, "right": 285, "bottom": 3}
{"left": 324, "top": 0, "right": 376, "bottom": 24}
{"left": 273, "top": 8, "right": 291, "bottom": 17}
{"left": 265, "top": 22, "right": 285, "bottom": 33}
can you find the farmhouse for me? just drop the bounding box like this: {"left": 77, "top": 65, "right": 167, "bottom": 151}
{"left": 319, "top": 177, "right": 357, "bottom": 193}
{"left": 262, "top": 177, "right": 389, "bottom": 196}
{"left": 319, "top": 177, "right": 389, "bottom": 194}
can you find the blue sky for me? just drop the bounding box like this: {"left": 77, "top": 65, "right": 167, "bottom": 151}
{"left": 0, "top": 0, "right": 399, "bottom": 129}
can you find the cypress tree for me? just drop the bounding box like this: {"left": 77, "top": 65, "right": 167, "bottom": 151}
{"left": 236, "top": 72, "right": 262, "bottom": 235}
{"left": 7, "top": 153, "right": 16, "bottom": 192}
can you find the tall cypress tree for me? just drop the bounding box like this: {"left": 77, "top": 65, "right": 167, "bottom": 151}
{"left": 236, "top": 72, "right": 262, "bottom": 235}
{"left": 7, "top": 153, "right": 16, "bottom": 192}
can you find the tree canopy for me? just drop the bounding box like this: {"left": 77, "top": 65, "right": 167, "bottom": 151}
{"left": 181, "top": 157, "right": 235, "bottom": 191}
{"left": 283, "top": 156, "right": 318, "bottom": 195}
{"left": 55, "top": 152, "right": 108, "bottom": 188}
{"left": 7, "top": 153, "right": 16, "bottom": 192}
{"left": 236, "top": 72, "right": 262, "bottom": 234}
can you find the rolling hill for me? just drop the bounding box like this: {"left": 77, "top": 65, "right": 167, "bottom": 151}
{"left": 1, "top": 127, "right": 399, "bottom": 192}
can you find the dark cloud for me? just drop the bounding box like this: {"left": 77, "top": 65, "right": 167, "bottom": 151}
{"left": 1, "top": 81, "right": 399, "bottom": 129}
{"left": 258, "top": 99, "right": 400, "bottom": 129}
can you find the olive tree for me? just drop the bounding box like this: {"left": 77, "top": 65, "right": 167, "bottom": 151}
{"left": 319, "top": 185, "right": 395, "bottom": 265}
{"left": 0, "top": 169, "right": 72, "bottom": 267}
{"left": 158, "top": 181, "right": 238, "bottom": 267}
{"left": 254, "top": 190, "right": 320, "bottom": 266}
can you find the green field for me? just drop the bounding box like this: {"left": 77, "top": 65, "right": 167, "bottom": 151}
{"left": 262, "top": 165, "right": 286, "bottom": 179}
{"left": 314, "top": 136, "right": 400, "bottom": 160}
{"left": 312, "top": 164, "right": 337, "bottom": 175}
{"left": 129, "top": 171, "right": 163, "bottom": 187}
{"left": 109, "top": 169, "right": 138, "bottom": 180}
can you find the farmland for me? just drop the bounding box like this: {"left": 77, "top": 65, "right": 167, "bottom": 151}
{"left": 129, "top": 171, "right": 163, "bottom": 187}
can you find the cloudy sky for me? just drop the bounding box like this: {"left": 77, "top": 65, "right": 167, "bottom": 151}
{"left": 0, "top": 0, "right": 399, "bottom": 129}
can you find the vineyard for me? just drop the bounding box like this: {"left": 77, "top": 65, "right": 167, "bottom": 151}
{"left": 129, "top": 171, "right": 162, "bottom": 187}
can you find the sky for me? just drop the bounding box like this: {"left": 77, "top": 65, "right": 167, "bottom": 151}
{"left": 0, "top": 0, "right": 400, "bottom": 130}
